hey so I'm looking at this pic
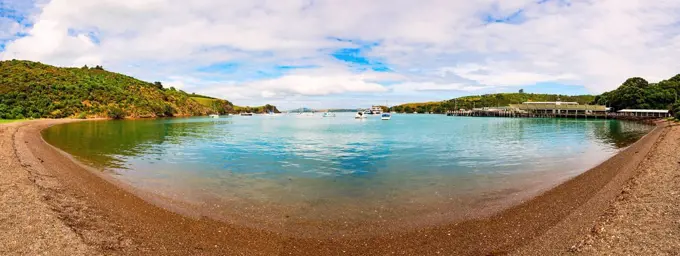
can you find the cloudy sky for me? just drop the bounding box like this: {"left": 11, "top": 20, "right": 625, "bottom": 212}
{"left": 1, "top": 0, "right": 680, "bottom": 109}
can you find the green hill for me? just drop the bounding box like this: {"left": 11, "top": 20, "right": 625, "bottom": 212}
{"left": 233, "top": 104, "right": 280, "bottom": 114}
{"left": 0, "top": 60, "right": 270, "bottom": 119}
{"left": 188, "top": 95, "right": 235, "bottom": 114}
{"left": 595, "top": 76, "right": 680, "bottom": 111}
{"left": 391, "top": 93, "right": 596, "bottom": 114}
{"left": 189, "top": 95, "right": 279, "bottom": 114}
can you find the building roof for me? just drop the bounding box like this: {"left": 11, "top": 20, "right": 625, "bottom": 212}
{"left": 509, "top": 104, "right": 606, "bottom": 111}
{"left": 617, "top": 109, "right": 669, "bottom": 113}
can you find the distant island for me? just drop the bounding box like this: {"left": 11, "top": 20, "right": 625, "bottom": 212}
{"left": 0, "top": 60, "right": 279, "bottom": 120}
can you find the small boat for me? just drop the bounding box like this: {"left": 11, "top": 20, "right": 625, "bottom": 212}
{"left": 355, "top": 111, "right": 366, "bottom": 119}
{"left": 240, "top": 113, "right": 253, "bottom": 116}
{"left": 363, "top": 110, "right": 373, "bottom": 116}
{"left": 381, "top": 113, "right": 391, "bottom": 120}
{"left": 323, "top": 112, "right": 335, "bottom": 117}
{"left": 209, "top": 114, "right": 219, "bottom": 118}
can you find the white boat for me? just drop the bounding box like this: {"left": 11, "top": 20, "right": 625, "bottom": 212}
{"left": 355, "top": 111, "right": 367, "bottom": 119}
{"left": 209, "top": 114, "right": 219, "bottom": 118}
{"left": 240, "top": 113, "right": 253, "bottom": 116}
{"left": 371, "top": 106, "right": 383, "bottom": 115}
{"left": 381, "top": 113, "right": 391, "bottom": 120}
{"left": 323, "top": 112, "right": 335, "bottom": 117}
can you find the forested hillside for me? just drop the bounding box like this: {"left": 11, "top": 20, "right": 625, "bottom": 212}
{"left": 595, "top": 75, "right": 680, "bottom": 119}
{"left": 191, "top": 95, "right": 280, "bottom": 114}
{"left": 0, "top": 60, "right": 246, "bottom": 119}
{"left": 390, "top": 93, "right": 595, "bottom": 114}
{"left": 595, "top": 76, "right": 680, "bottom": 111}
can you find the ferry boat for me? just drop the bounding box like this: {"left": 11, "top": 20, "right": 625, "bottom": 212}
{"left": 371, "top": 105, "right": 383, "bottom": 115}
{"left": 381, "top": 113, "right": 391, "bottom": 120}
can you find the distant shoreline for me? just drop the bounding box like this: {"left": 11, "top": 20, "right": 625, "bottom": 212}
{"left": 0, "top": 118, "right": 671, "bottom": 255}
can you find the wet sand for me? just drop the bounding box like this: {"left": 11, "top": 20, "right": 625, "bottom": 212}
{"left": 0, "top": 119, "right": 675, "bottom": 255}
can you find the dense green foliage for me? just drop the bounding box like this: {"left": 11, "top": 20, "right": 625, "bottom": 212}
{"left": 390, "top": 93, "right": 596, "bottom": 113}
{"left": 190, "top": 97, "right": 235, "bottom": 115}
{"left": 233, "top": 104, "right": 280, "bottom": 114}
{"left": 0, "top": 60, "right": 278, "bottom": 119}
{"left": 673, "top": 102, "right": 680, "bottom": 120}
{"left": 0, "top": 60, "right": 214, "bottom": 119}
{"left": 190, "top": 96, "right": 279, "bottom": 114}
{"left": 594, "top": 76, "right": 680, "bottom": 111}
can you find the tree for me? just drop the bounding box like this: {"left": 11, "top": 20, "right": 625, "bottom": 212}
{"left": 153, "top": 81, "right": 164, "bottom": 90}
{"left": 621, "top": 77, "right": 649, "bottom": 88}
{"left": 519, "top": 89, "right": 524, "bottom": 93}
{"left": 597, "top": 75, "right": 679, "bottom": 111}
{"left": 107, "top": 107, "right": 126, "bottom": 119}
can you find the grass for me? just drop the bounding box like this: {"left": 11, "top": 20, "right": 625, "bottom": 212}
{"left": 190, "top": 97, "right": 217, "bottom": 106}
{"left": 0, "top": 119, "right": 25, "bottom": 124}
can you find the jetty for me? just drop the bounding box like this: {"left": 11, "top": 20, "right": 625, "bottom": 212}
{"left": 446, "top": 101, "right": 671, "bottom": 120}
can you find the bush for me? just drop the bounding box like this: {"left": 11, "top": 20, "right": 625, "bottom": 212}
{"left": 673, "top": 102, "right": 680, "bottom": 120}
{"left": 76, "top": 112, "right": 87, "bottom": 119}
{"left": 107, "top": 107, "right": 126, "bottom": 119}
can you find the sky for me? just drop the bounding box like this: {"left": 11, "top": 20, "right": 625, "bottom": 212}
{"left": 1, "top": 0, "right": 680, "bottom": 110}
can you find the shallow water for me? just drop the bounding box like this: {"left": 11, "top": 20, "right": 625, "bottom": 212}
{"left": 42, "top": 114, "right": 653, "bottom": 234}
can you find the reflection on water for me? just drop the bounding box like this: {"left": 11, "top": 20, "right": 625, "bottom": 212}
{"left": 42, "top": 114, "right": 653, "bottom": 234}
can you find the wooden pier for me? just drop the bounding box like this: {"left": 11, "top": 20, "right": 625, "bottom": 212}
{"left": 445, "top": 110, "right": 662, "bottom": 121}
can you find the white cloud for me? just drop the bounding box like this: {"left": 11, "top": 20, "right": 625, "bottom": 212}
{"left": 1, "top": 0, "right": 680, "bottom": 108}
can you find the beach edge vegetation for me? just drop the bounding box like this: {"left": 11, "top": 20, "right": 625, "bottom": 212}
{"left": 0, "top": 60, "right": 279, "bottom": 120}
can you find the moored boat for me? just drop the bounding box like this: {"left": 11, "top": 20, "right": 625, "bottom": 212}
{"left": 381, "top": 113, "right": 391, "bottom": 120}
{"left": 209, "top": 114, "right": 219, "bottom": 118}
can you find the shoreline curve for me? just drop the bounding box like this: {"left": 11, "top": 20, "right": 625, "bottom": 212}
{"left": 3, "top": 118, "right": 668, "bottom": 255}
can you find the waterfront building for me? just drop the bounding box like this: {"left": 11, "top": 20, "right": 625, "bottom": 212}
{"left": 617, "top": 109, "right": 670, "bottom": 118}
{"left": 508, "top": 101, "right": 607, "bottom": 116}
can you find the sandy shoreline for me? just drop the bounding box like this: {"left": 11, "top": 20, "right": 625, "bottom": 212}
{"left": 0, "top": 119, "right": 676, "bottom": 255}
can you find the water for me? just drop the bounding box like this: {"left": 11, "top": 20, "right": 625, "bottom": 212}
{"left": 42, "top": 114, "right": 653, "bottom": 235}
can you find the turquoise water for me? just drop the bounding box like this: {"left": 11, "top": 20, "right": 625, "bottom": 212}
{"left": 43, "top": 114, "right": 653, "bottom": 233}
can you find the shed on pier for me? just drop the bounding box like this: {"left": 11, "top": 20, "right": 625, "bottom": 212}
{"left": 617, "top": 109, "right": 670, "bottom": 118}
{"left": 509, "top": 101, "right": 607, "bottom": 115}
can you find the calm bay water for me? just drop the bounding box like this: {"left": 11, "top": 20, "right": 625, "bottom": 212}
{"left": 43, "top": 114, "right": 653, "bottom": 234}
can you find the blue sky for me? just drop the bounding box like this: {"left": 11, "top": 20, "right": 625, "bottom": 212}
{"left": 1, "top": 0, "right": 680, "bottom": 109}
